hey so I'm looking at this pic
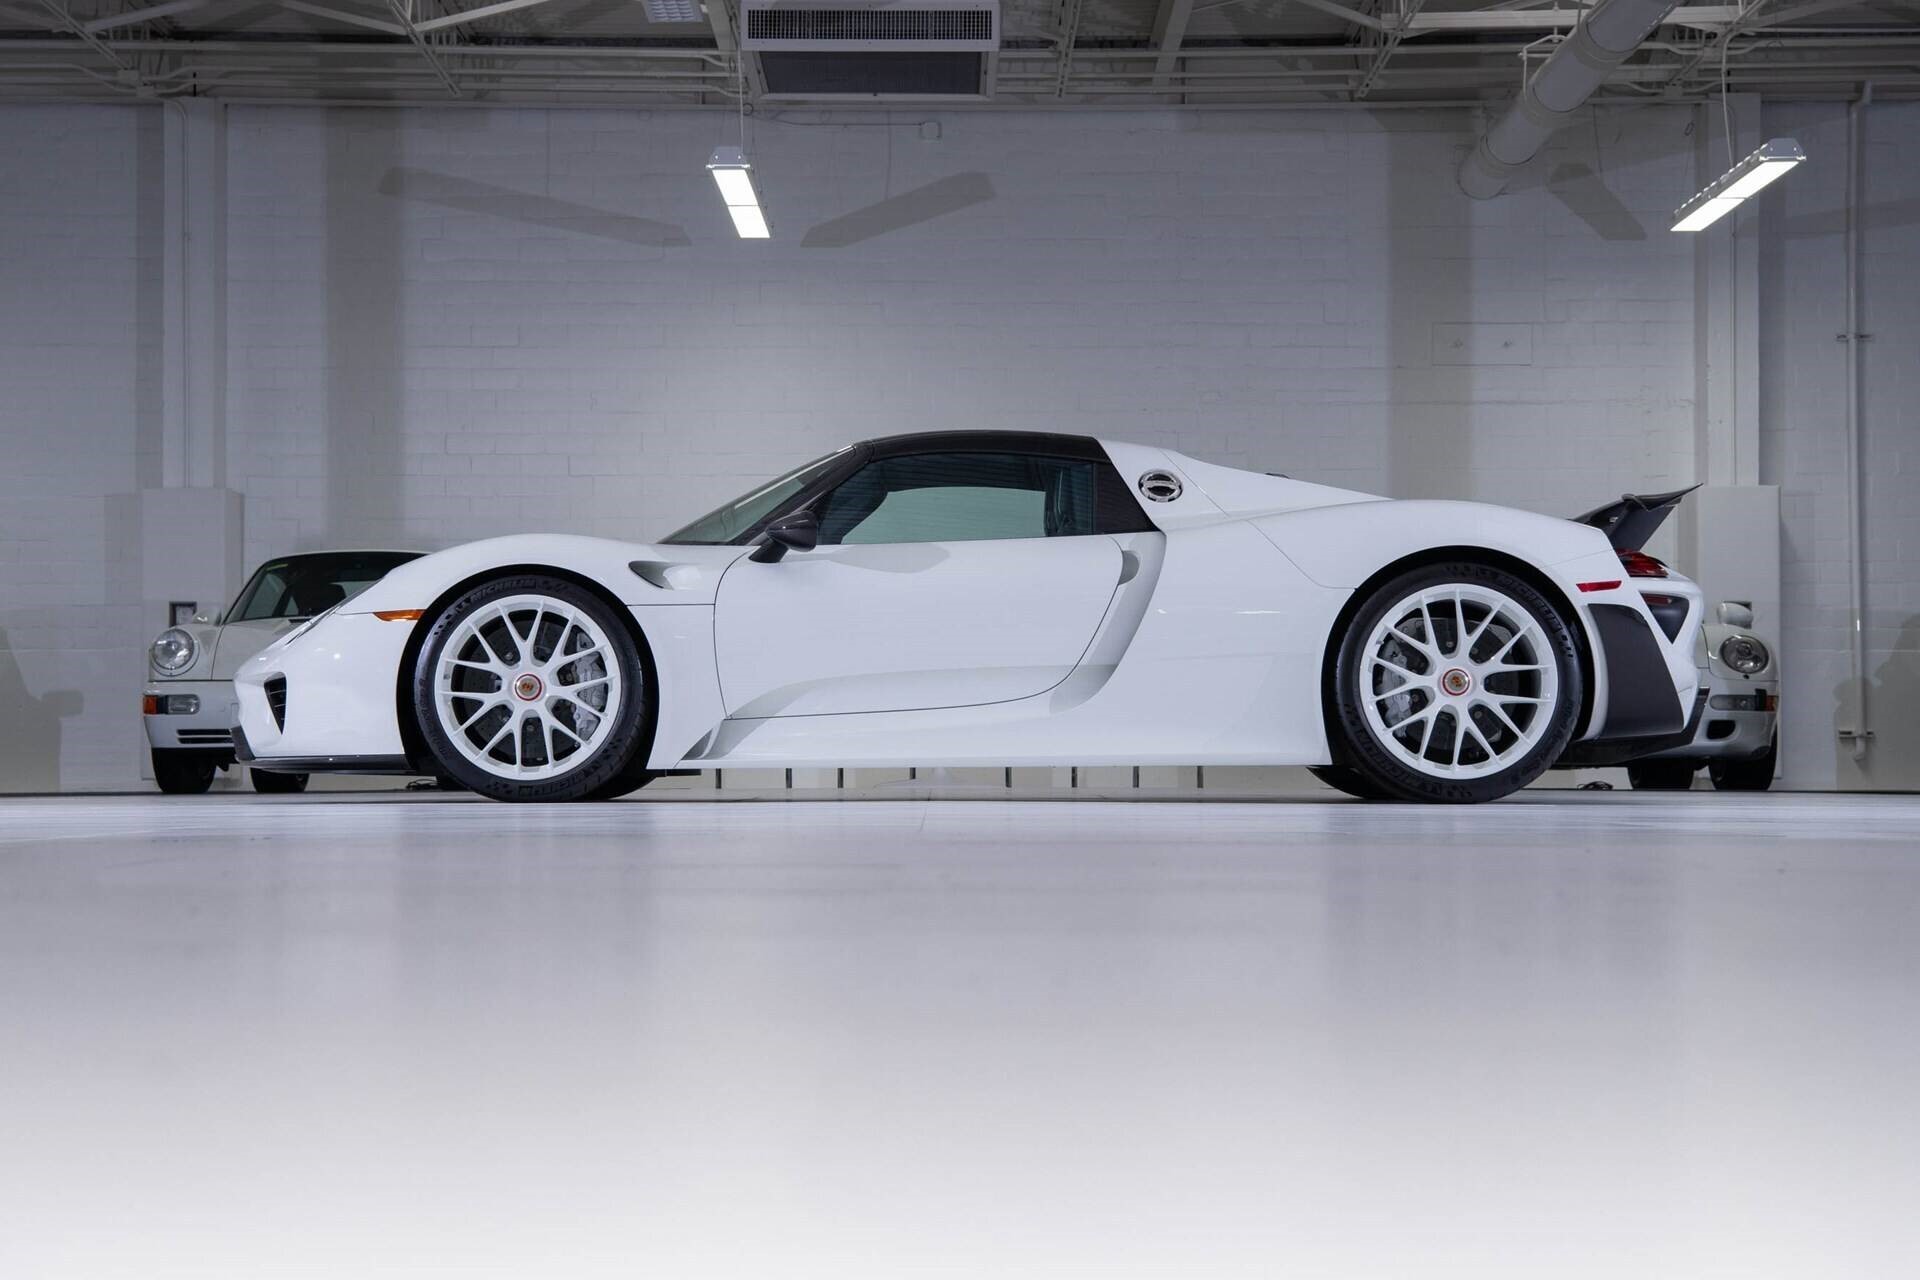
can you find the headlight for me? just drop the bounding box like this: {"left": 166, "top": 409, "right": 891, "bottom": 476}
{"left": 1720, "top": 634, "right": 1770, "bottom": 674}
{"left": 150, "top": 628, "right": 197, "bottom": 674}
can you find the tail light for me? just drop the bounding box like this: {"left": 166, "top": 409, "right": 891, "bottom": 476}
{"left": 1618, "top": 549, "right": 1669, "bottom": 579}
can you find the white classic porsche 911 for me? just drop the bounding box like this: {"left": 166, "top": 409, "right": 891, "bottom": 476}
{"left": 232, "top": 432, "right": 1706, "bottom": 804}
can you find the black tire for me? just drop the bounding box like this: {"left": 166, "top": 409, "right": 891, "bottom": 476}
{"left": 411, "top": 574, "right": 651, "bottom": 803}
{"left": 1308, "top": 765, "right": 1390, "bottom": 801}
{"left": 251, "top": 769, "right": 309, "bottom": 794}
{"left": 1710, "top": 733, "right": 1777, "bottom": 791}
{"left": 584, "top": 756, "right": 659, "bottom": 801}
{"left": 1627, "top": 760, "right": 1698, "bottom": 791}
{"left": 152, "top": 749, "right": 217, "bottom": 795}
{"left": 1329, "top": 561, "right": 1582, "bottom": 804}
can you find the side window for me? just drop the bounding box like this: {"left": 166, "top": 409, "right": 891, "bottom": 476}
{"left": 816, "top": 452, "right": 1102, "bottom": 546}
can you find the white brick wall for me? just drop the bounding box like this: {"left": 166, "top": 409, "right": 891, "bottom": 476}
{"left": 0, "top": 107, "right": 158, "bottom": 792}
{"left": 1, "top": 98, "right": 1901, "bottom": 792}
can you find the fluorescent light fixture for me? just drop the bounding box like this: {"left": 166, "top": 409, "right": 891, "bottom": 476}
{"left": 641, "top": 0, "right": 701, "bottom": 20}
{"left": 1671, "top": 137, "right": 1806, "bottom": 232}
{"left": 725, "top": 203, "right": 771, "bottom": 239}
{"left": 707, "top": 145, "right": 770, "bottom": 239}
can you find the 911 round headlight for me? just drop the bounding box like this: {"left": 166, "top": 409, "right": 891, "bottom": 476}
{"left": 1720, "top": 634, "right": 1770, "bottom": 674}
{"left": 150, "top": 627, "right": 197, "bottom": 674}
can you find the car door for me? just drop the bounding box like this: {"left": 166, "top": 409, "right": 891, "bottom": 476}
{"left": 712, "top": 448, "right": 1133, "bottom": 718}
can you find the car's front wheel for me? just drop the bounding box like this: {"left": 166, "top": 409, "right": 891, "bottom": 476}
{"left": 152, "top": 749, "right": 217, "bottom": 795}
{"left": 1307, "top": 765, "right": 1390, "bottom": 800}
{"left": 412, "top": 575, "right": 651, "bottom": 802}
{"left": 1709, "top": 732, "right": 1776, "bottom": 791}
{"left": 1328, "top": 562, "right": 1582, "bottom": 803}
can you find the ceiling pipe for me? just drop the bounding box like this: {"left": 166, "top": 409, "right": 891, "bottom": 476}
{"left": 1458, "top": 0, "right": 1681, "bottom": 198}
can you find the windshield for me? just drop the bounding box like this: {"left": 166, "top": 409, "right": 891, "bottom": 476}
{"left": 224, "top": 551, "right": 423, "bottom": 623}
{"left": 662, "top": 450, "right": 847, "bottom": 545}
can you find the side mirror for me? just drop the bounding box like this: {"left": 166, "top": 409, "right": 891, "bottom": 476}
{"left": 749, "top": 510, "right": 819, "bottom": 564}
{"left": 1717, "top": 600, "right": 1755, "bottom": 628}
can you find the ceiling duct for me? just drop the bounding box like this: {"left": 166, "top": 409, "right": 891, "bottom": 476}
{"left": 742, "top": 0, "right": 998, "bottom": 98}
{"left": 1457, "top": 0, "right": 1680, "bottom": 199}
{"left": 740, "top": 0, "right": 999, "bottom": 50}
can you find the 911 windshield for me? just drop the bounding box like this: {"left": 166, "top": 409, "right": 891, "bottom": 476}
{"left": 225, "top": 551, "right": 422, "bottom": 623}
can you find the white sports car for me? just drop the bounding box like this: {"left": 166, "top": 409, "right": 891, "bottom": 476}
{"left": 232, "top": 432, "right": 1706, "bottom": 804}
{"left": 145, "top": 549, "right": 422, "bottom": 793}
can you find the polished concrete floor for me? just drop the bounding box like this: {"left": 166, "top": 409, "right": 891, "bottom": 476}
{"left": 2, "top": 792, "right": 1917, "bottom": 1278}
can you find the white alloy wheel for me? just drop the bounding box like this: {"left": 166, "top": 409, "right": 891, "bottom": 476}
{"left": 1357, "top": 584, "right": 1560, "bottom": 781}
{"left": 431, "top": 593, "right": 624, "bottom": 782}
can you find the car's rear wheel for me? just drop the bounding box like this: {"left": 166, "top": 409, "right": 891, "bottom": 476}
{"left": 251, "top": 768, "right": 309, "bottom": 794}
{"left": 1328, "top": 562, "right": 1582, "bottom": 803}
{"left": 152, "top": 749, "right": 217, "bottom": 795}
{"left": 1709, "top": 732, "right": 1776, "bottom": 791}
{"left": 1627, "top": 760, "right": 1698, "bottom": 791}
{"left": 412, "top": 575, "right": 651, "bottom": 802}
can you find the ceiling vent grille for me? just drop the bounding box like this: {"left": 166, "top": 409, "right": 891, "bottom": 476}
{"left": 747, "top": 8, "right": 991, "bottom": 42}
{"left": 741, "top": 0, "right": 998, "bottom": 51}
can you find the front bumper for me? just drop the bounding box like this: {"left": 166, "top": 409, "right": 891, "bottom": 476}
{"left": 234, "top": 610, "right": 415, "bottom": 766}
{"left": 1642, "top": 696, "right": 1777, "bottom": 762}
{"left": 142, "top": 679, "right": 240, "bottom": 756}
{"left": 232, "top": 724, "right": 414, "bottom": 775}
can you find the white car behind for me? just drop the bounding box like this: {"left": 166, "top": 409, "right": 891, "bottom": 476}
{"left": 144, "top": 550, "right": 421, "bottom": 793}
{"left": 1627, "top": 601, "right": 1779, "bottom": 791}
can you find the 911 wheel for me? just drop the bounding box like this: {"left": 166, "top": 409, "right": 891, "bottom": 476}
{"left": 412, "top": 575, "right": 651, "bottom": 802}
{"left": 1329, "top": 562, "right": 1582, "bottom": 803}
{"left": 1627, "top": 760, "right": 1697, "bottom": 791}
{"left": 1709, "top": 732, "right": 1776, "bottom": 791}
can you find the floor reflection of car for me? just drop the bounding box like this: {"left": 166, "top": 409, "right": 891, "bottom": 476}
{"left": 1628, "top": 601, "right": 1779, "bottom": 791}
{"left": 144, "top": 550, "right": 423, "bottom": 794}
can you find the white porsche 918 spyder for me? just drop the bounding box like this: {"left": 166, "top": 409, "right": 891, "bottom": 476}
{"left": 232, "top": 432, "right": 1706, "bottom": 804}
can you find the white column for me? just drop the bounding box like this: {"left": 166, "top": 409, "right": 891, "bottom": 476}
{"left": 1694, "top": 92, "right": 1761, "bottom": 488}
{"left": 141, "top": 99, "right": 243, "bottom": 625}
{"left": 160, "top": 99, "right": 228, "bottom": 489}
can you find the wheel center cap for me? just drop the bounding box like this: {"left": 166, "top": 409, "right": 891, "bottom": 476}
{"left": 1441, "top": 667, "right": 1474, "bottom": 697}
{"left": 512, "top": 672, "right": 544, "bottom": 701}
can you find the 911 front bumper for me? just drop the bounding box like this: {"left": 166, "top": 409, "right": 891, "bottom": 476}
{"left": 1640, "top": 685, "right": 1778, "bottom": 763}
{"left": 142, "top": 679, "right": 240, "bottom": 758}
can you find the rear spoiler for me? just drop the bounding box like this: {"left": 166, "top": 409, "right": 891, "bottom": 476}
{"left": 1571, "top": 484, "right": 1699, "bottom": 551}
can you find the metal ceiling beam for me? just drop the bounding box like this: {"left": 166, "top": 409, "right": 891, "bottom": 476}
{"left": 701, "top": 0, "right": 761, "bottom": 100}
{"left": 414, "top": 0, "right": 564, "bottom": 32}
{"left": 1286, "top": 0, "right": 1391, "bottom": 31}
{"left": 1150, "top": 0, "right": 1196, "bottom": 87}
{"left": 1660, "top": 0, "right": 1775, "bottom": 90}
{"left": 33, "top": 0, "right": 154, "bottom": 92}
{"left": 1053, "top": 0, "right": 1086, "bottom": 96}
{"left": 1744, "top": 0, "right": 1872, "bottom": 27}
{"left": 1356, "top": 0, "right": 1429, "bottom": 98}
{"left": 277, "top": 0, "right": 404, "bottom": 34}
{"left": 83, "top": 0, "right": 206, "bottom": 32}
{"left": 1408, "top": 4, "right": 1741, "bottom": 28}
{"left": 382, "top": 0, "right": 461, "bottom": 96}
